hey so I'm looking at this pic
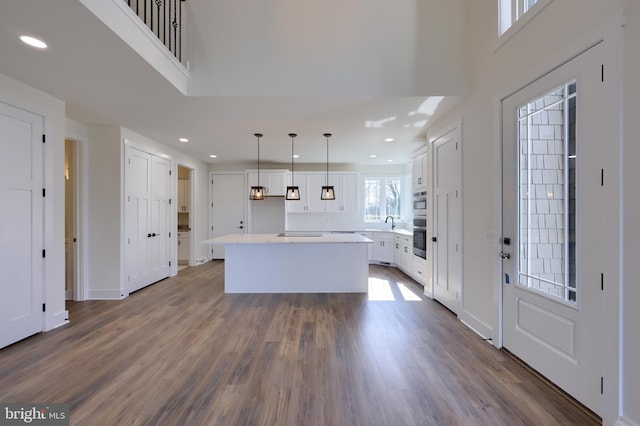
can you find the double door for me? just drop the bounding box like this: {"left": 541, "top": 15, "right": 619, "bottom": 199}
{"left": 124, "top": 146, "right": 171, "bottom": 294}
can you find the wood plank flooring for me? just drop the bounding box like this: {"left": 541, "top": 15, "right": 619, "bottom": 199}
{"left": 0, "top": 261, "right": 599, "bottom": 425}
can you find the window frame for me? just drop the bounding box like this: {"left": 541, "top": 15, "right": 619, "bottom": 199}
{"left": 362, "top": 176, "right": 410, "bottom": 224}
{"left": 496, "top": 0, "right": 553, "bottom": 50}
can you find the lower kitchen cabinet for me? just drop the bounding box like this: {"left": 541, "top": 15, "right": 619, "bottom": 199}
{"left": 394, "top": 234, "right": 413, "bottom": 274}
{"left": 178, "top": 232, "right": 190, "bottom": 264}
{"left": 372, "top": 232, "right": 394, "bottom": 264}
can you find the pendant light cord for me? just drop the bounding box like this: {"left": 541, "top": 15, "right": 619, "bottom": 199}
{"left": 324, "top": 133, "right": 332, "bottom": 185}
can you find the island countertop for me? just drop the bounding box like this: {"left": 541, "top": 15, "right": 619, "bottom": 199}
{"left": 202, "top": 233, "right": 372, "bottom": 245}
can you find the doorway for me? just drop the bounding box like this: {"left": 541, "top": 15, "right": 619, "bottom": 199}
{"left": 501, "top": 43, "right": 606, "bottom": 413}
{"left": 177, "top": 165, "right": 193, "bottom": 271}
{"left": 65, "top": 139, "right": 79, "bottom": 300}
{"left": 210, "top": 173, "right": 246, "bottom": 259}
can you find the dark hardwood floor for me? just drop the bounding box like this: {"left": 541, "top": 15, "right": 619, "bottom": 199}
{"left": 0, "top": 261, "right": 599, "bottom": 425}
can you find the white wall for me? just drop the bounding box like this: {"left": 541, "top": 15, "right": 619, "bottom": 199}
{"left": 623, "top": 3, "right": 640, "bottom": 425}
{"left": 0, "top": 72, "right": 68, "bottom": 330}
{"left": 86, "top": 126, "right": 124, "bottom": 299}
{"left": 425, "top": 1, "right": 630, "bottom": 424}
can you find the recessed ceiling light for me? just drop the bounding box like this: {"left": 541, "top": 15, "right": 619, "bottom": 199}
{"left": 292, "top": 154, "right": 300, "bottom": 159}
{"left": 384, "top": 138, "right": 394, "bottom": 142}
{"left": 20, "top": 35, "right": 47, "bottom": 49}
{"left": 369, "top": 154, "right": 377, "bottom": 158}
{"left": 209, "top": 154, "right": 217, "bottom": 158}
{"left": 387, "top": 159, "right": 394, "bottom": 162}
{"left": 179, "top": 138, "right": 189, "bottom": 143}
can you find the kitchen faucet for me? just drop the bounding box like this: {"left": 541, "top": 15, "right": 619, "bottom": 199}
{"left": 385, "top": 215, "right": 396, "bottom": 230}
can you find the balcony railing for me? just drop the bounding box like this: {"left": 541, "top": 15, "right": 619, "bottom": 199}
{"left": 124, "top": 0, "right": 187, "bottom": 65}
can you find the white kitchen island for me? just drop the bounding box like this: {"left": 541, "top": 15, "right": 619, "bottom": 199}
{"left": 202, "top": 233, "right": 372, "bottom": 293}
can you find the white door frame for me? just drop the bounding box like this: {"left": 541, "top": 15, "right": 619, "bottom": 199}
{"left": 177, "top": 163, "right": 194, "bottom": 266}
{"left": 64, "top": 134, "right": 88, "bottom": 302}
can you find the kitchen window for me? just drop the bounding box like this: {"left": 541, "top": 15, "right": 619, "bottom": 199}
{"left": 364, "top": 177, "right": 407, "bottom": 222}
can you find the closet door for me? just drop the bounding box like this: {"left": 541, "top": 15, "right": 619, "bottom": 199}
{"left": 149, "top": 154, "right": 171, "bottom": 283}
{"left": 125, "top": 146, "right": 171, "bottom": 294}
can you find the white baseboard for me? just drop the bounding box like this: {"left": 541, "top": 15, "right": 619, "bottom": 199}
{"left": 459, "top": 310, "right": 493, "bottom": 340}
{"left": 617, "top": 416, "right": 640, "bottom": 426}
{"left": 87, "top": 289, "right": 126, "bottom": 300}
{"left": 45, "top": 310, "right": 69, "bottom": 331}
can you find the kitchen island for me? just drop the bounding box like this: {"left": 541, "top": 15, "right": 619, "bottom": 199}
{"left": 202, "top": 233, "right": 372, "bottom": 293}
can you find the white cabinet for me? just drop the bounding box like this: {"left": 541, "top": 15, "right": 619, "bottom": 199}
{"left": 325, "top": 173, "right": 357, "bottom": 213}
{"left": 372, "top": 232, "right": 394, "bottom": 264}
{"left": 247, "top": 170, "right": 287, "bottom": 196}
{"left": 288, "top": 172, "right": 356, "bottom": 213}
{"left": 178, "top": 231, "right": 190, "bottom": 264}
{"left": 394, "top": 234, "right": 413, "bottom": 273}
{"left": 413, "top": 151, "right": 428, "bottom": 190}
{"left": 412, "top": 255, "right": 427, "bottom": 285}
{"left": 286, "top": 173, "right": 326, "bottom": 213}
{"left": 178, "top": 179, "right": 190, "bottom": 212}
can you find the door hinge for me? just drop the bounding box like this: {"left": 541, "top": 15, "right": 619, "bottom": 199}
{"left": 42, "top": 249, "right": 46, "bottom": 258}
{"left": 42, "top": 303, "right": 46, "bottom": 312}
{"left": 169, "top": 170, "right": 172, "bottom": 175}
{"left": 42, "top": 188, "right": 46, "bottom": 197}
{"left": 169, "top": 232, "right": 172, "bottom": 238}
{"left": 42, "top": 134, "right": 46, "bottom": 143}
{"left": 601, "top": 169, "right": 604, "bottom": 186}
{"left": 169, "top": 261, "right": 172, "bottom": 267}
{"left": 169, "top": 199, "right": 172, "bottom": 205}
{"left": 601, "top": 376, "right": 604, "bottom": 394}
{"left": 601, "top": 273, "right": 604, "bottom": 291}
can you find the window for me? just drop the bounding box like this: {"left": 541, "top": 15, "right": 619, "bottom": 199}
{"left": 499, "top": 0, "right": 552, "bottom": 38}
{"left": 516, "top": 81, "right": 577, "bottom": 302}
{"left": 364, "top": 177, "right": 403, "bottom": 222}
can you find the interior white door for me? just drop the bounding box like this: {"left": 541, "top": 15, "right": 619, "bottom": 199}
{"left": 149, "top": 154, "right": 171, "bottom": 282}
{"left": 501, "top": 43, "right": 605, "bottom": 413}
{"left": 210, "top": 174, "right": 246, "bottom": 259}
{"left": 125, "top": 146, "right": 171, "bottom": 293}
{"left": 432, "top": 126, "right": 461, "bottom": 314}
{"left": 0, "top": 102, "right": 43, "bottom": 348}
{"left": 125, "top": 147, "right": 152, "bottom": 292}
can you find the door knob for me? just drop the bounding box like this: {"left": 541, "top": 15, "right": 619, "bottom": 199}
{"left": 500, "top": 252, "right": 511, "bottom": 260}
{"left": 147, "top": 233, "right": 152, "bottom": 238}
{"left": 237, "top": 225, "right": 243, "bottom": 229}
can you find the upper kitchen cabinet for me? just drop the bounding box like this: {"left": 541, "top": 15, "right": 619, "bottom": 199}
{"left": 286, "top": 173, "right": 325, "bottom": 213}
{"left": 287, "top": 172, "right": 356, "bottom": 213}
{"left": 413, "top": 150, "right": 428, "bottom": 191}
{"left": 247, "top": 170, "right": 287, "bottom": 197}
{"left": 178, "top": 178, "right": 190, "bottom": 212}
{"left": 324, "top": 173, "right": 357, "bottom": 213}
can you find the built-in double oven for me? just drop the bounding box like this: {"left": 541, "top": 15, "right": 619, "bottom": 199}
{"left": 412, "top": 191, "right": 427, "bottom": 259}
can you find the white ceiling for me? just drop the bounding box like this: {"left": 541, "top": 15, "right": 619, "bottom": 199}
{"left": 0, "top": 0, "right": 468, "bottom": 166}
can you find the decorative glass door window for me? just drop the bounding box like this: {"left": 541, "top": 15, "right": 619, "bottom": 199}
{"left": 517, "top": 81, "right": 577, "bottom": 302}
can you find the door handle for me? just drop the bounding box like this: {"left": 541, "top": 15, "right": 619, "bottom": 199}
{"left": 500, "top": 252, "right": 511, "bottom": 260}
{"left": 432, "top": 237, "right": 437, "bottom": 243}
{"left": 147, "top": 233, "right": 152, "bottom": 238}
{"left": 237, "top": 225, "right": 243, "bottom": 229}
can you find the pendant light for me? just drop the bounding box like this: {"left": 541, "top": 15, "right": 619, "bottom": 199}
{"left": 249, "top": 133, "right": 268, "bottom": 200}
{"left": 285, "top": 133, "right": 300, "bottom": 200}
{"left": 321, "top": 133, "right": 336, "bottom": 200}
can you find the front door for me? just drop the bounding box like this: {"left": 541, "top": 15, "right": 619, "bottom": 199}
{"left": 501, "top": 43, "right": 606, "bottom": 413}
{"left": 0, "top": 102, "right": 43, "bottom": 348}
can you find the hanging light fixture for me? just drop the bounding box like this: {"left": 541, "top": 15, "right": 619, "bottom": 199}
{"left": 249, "top": 133, "right": 268, "bottom": 200}
{"left": 285, "top": 133, "right": 300, "bottom": 200}
{"left": 321, "top": 133, "right": 336, "bottom": 200}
